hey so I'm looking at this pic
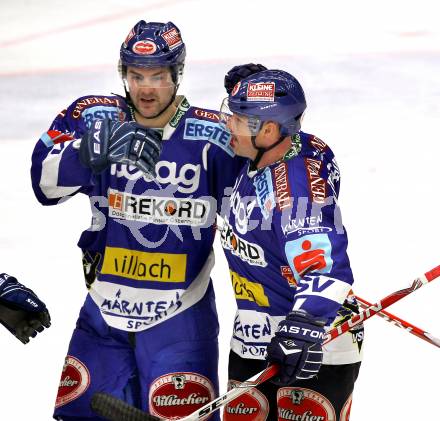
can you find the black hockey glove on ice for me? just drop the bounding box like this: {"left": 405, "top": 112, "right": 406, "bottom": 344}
{"left": 0, "top": 273, "right": 51, "bottom": 344}
{"left": 79, "top": 119, "right": 162, "bottom": 177}
{"left": 266, "top": 310, "right": 325, "bottom": 385}
{"left": 224, "top": 63, "right": 268, "bottom": 94}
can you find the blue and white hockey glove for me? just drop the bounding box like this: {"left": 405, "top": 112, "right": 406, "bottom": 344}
{"left": 79, "top": 119, "right": 162, "bottom": 177}
{"left": 0, "top": 273, "right": 51, "bottom": 344}
{"left": 266, "top": 310, "right": 326, "bottom": 385}
{"left": 224, "top": 63, "right": 268, "bottom": 94}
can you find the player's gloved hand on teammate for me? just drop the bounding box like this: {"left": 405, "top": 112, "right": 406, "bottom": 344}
{"left": 79, "top": 119, "right": 162, "bottom": 177}
{"left": 0, "top": 273, "right": 51, "bottom": 344}
{"left": 266, "top": 309, "right": 326, "bottom": 385}
{"left": 224, "top": 63, "right": 268, "bottom": 94}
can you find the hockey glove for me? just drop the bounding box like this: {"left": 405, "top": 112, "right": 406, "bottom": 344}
{"left": 79, "top": 119, "right": 162, "bottom": 177}
{"left": 224, "top": 63, "right": 268, "bottom": 94}
{"left": 0, "top": 273, "right": 51, "bottom": 344}
{"left": 266, "top": 310, "right": 325, "bottom": 385}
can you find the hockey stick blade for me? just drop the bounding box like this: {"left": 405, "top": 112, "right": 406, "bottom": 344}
{"left": 90, "top": 393, "right": 162, "bottom": 421}
{"left": 356, "top": 295, "right": 440, "bottom": 348}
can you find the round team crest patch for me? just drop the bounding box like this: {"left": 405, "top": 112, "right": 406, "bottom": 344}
{"left": 55, "top": 355, "right": 90, "bottom": 408}
{"left": 224, "top": 380, "right": 269, "bottom": 420}
{"left": 277, "top": 387, "right": 336, "bottom": 421}
{"left": 133, "top": 40, "right": 157, "bottom": 55}
{"left": 149, "top": 372, "right": 215, "bottom": 419}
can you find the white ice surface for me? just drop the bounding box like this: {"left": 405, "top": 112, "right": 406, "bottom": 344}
{"left": 0, "top": 1, "right": 439, "bottom": 420}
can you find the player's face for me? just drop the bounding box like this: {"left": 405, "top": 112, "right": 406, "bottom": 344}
{"left": 227, "top": 114, "right": 258, "bottom": 159}
{"left": 125, "top": 66, "right": 175, "bottom": 118}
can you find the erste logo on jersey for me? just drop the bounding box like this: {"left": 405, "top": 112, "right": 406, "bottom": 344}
{"left": 285, "top": 234, "right": 333, "bottom": 281}
{"left": 110, "top": 160, "right": 201, "bottom": 194}
{"left": 277, "top": 388, "right": 336, "bottom": 421}
{"left": 253, "top": 167, "right": 275, "bottom": 219}
{"left": 162, "top": 28, "right": 182, "bottom": 49}
{"left": 247, "top": 82, "right": 275, "bottom": 102}
{"left": 55, "top": 356, "right": 90, "bottom": 408}
{"left": 108, "top": 189, "right": 210, "bottom": 226}
{"left": 220, "top": 220, "right": 267, "bottom": 267}
{"left": 224, "top": 380, "right": 269, "bottom": 421}
{"left": 184, "top": 118, "right": 234, "bottom": 157}
{"left": 305, "top": 158, "right": 326, "bottom": 204}
{"left": 149, "top": 372, "right": 215, "bottom": 419}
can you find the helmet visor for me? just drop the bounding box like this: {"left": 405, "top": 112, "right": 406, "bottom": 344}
{"left": 124, "top": 67, "right": 176, "bottom": 89}
{"left": 220, "top": 97, "right": 261, "bottom": 137}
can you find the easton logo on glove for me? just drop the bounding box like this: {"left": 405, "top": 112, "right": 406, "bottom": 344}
{"left": 266, "top": 310, "right": 325, "bottom": 385}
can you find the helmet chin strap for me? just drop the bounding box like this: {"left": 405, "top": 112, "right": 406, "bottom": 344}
{"left": 250, "top": 135, "right": 286, "bottom": 171}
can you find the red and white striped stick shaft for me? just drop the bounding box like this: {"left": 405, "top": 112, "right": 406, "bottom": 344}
{"left": 323, "top": 264, "right": 440, "bottom": 344}
{"left": 356, "top": 295, "right": 440, "bottom": 348}
{"left": 179, "top": 264, "right": 440, "bottom": 421}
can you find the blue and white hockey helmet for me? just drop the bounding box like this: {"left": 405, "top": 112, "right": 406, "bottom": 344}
{"left": 120, "top": 20, "right": 186, "bottom": 85}
{"left": 221, "top": 70, "right": 307, "bottom": 136}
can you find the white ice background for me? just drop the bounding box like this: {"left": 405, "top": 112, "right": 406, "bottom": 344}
{"left": 0, "top": 0, "right": 439, "bottom": 420}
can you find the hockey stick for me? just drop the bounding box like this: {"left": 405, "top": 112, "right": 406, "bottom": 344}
{"left": 356, "top": 295, "right": 440, "bottom": 348}
{"left": 91, "top": 263, "right": 440, "bottom": 421}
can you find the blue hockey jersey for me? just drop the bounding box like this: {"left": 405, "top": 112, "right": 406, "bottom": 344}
{"left": 31, "top": 94, "right": 243, "bottom": 332}
{"left": 221, "top": 133, "right": 363, "bottom": 364}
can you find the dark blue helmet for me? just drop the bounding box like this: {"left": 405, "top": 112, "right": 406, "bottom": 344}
{"left": 228, "top": 70, "right": 306, "bottom": 135}
{"left": 120, "top": 20, "right": 186, "bottom": 84}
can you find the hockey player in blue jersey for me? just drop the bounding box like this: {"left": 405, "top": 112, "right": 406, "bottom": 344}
{"left": 31, "top": 20, "right": 243, "bottom": 420}
{"left": 219, "top": 69, "right": 363, "bottom": 420}
{"left": 0, "top": 272, "right": 50, "bottom": 344}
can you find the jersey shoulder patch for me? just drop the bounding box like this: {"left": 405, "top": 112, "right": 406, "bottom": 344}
{"left": 183, "top": 106, "right": 234, "bottom": 156}
{"left": 66, "top": 94, "right": 128, "bottom": 126}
